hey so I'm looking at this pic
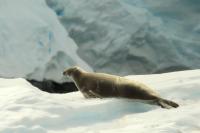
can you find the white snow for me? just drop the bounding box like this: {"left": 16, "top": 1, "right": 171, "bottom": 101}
{"left": 0, "top": 0, "right": 92, "bottom": 82}
{"left": 46, "top": 0, "right": 200, "bottom": 75}
{"left": 1, "top": 70, "right": 200, "bottom": 133}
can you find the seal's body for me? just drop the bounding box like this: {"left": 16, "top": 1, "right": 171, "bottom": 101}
{"left": 63, "top": 66, "right": 179, "bottom": 109}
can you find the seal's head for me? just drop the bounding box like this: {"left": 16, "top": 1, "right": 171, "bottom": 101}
{"left": 63, "top": 66, "right": 83, "bottom": 77}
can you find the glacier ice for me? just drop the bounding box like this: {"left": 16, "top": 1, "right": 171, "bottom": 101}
{"left": 0, "top": 0, "right": 92, "bottom": 82}
{"left": 46, "top": 0, "right": 200, "bottom": 75}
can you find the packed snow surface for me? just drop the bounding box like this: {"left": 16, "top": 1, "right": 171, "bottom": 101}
{"left": 1, "top": 70, "right": 200, "bottom": 133}
{"left": 46, "top": 0, "right": 200, "bottom": 75}
{"left": 0, "top": 0, "right": 91, "bottom": 82}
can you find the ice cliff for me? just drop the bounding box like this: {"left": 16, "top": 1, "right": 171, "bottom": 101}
{"left": 0, "top": 0, "right": 91, "bottom": 82}
{"left": 1, "top": 0, "right": 199, "bottom": 83}
{"left": 46, "top": 0, "right": 200, "bottom": 75}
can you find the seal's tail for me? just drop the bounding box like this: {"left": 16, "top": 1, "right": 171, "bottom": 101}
{"left": 157, "top": 98, "right": 179, "bottom": 109}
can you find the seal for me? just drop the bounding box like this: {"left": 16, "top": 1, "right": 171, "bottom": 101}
{"left": 63, "top": 66, "right": 179, "bottom": 109}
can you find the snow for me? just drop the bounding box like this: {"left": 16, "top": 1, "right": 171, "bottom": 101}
{"left": 1, "top": 70, "right": 200, "bottom": 133}
{"left": 46, "top": 0, "right": 200, "bottom": 75}
{"left": 0, "top": 0, "right": 92, "bottom": 82}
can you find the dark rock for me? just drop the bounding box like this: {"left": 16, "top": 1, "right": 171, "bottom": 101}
{"left": 27, "top": 79, "right": 78, "bottom": 93}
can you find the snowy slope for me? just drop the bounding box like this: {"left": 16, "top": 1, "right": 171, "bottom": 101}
{"left": 0, "top": 0, "right": 91, "bottom": 82}
{"left": 46, "top": 0, "right": 200, "bottom": 75}
{"left": 1, "top": 70, "right": 200, "bottom": 133}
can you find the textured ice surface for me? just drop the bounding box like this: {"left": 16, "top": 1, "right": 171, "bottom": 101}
{"left": 0, "top": 0, "right": 91, "bottom": 82}
{"left": 46, "top": 0, "right": 200, "bottom": 75}
{"left": 0, "top": 70, "right": 200, "bottom": 133}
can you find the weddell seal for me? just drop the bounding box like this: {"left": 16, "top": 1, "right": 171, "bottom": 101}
{"left": 63, "top": 66, "right": 179, "bottom": 109}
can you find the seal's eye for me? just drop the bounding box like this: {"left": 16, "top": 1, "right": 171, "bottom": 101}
{"left": 68, "top": 70, "right": 73, "bottom": 76}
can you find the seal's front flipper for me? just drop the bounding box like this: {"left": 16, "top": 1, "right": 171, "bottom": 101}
{"left": 89, "top": 90, "right": 103, "bottom": 99}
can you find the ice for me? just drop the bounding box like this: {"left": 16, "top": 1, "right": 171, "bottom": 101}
{"left": 0, "top": 70, "right": 200, "bottom": 133}
{"left": 46, "top": 0, "right": 200, "bottom": 75}
{"left": 0, "top": 0, "right": 92, "bottom": 82}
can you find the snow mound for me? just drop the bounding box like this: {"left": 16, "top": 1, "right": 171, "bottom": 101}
{"left": 1, "top": 70, "right": 200, "bottom": 133}
{"left": 46, "top": 0, "right": 200, "bottom": 75}
{"left": 0, "top": 0, "right": 91, "bottom": 82}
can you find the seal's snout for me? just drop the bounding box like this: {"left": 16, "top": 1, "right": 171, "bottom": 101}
{"left": 63, "top": 69, "right": 72, "bottom": 76}
{"left": 63, "top": 66, "right": 80, "bottom": 77}
{"left": 63, "top": 71, "right": 66, "bottom": 75}
{"left": 63, "top": 70, "right": 68, "bottom": 76}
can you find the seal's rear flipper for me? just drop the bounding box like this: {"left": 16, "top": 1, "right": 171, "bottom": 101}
{"left": 157, "top": 98, "right": 179, "bottom": 109}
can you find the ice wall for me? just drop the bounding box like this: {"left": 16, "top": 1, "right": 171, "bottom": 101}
{"left": 46, "top": 0, "right": 200, "bottom": 75}
{"left": 0, "top": 0, "right": 92, "bottom": 82}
